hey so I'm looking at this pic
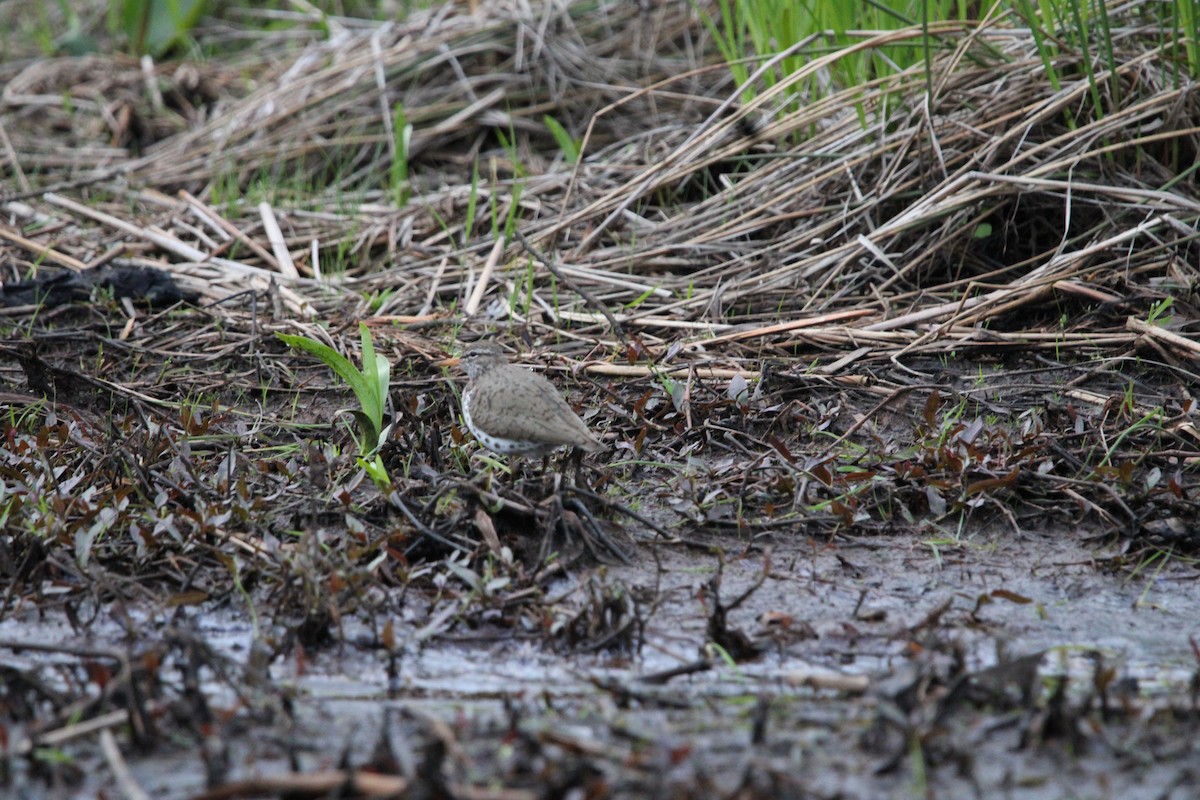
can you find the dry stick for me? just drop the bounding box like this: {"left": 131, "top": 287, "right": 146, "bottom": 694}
{"left": 1055, "top": 280, "right": 1123, "bottom": 304}
{"left": 85, "top": 244, "right": 127, "bottom": 270}
{"left": 556, "top": 309, "right": 733, "bottom": 332}
{"left": 138, "top": 55, "right": 163, "bottom": 111}
{"left": 1127, "top": 317, "right": 1200, "bottom": 358}
{"left": 1026, "top": 471, "right": 1137, "bottom": 530}
{"left": 0, "top": 165, "right": 130, "bottom": 204}
{"left": 980, "top": 171, "right": 1200, "bottom": 213}
{"left": 812, "top": 384, "right": 941, "bottom": 465}
{"left": 514, "top": 230, "right": 626, "bottom": 341}
{"left": 208, "top": 527, "right": 274, "bottom": 561}
{"left": 170, "top": 218, "right": 222, "bottom": 253}
{"left": 819, "top": 347, "right": 873, "bottom": 374}
{"left": 942, "top": 329, "right": 1131, "bottom": 347}
{"left": 636, "top": 658, "right": 714, "bottom": 685}
{"left": 100, "top": 728, "right": 152, "bottom": 800}
{"left": 567, "top": 484, "right": 674, "bottom": 542}
{"left": 257, "top": 202, "right": 299, "bottom": 277}
{"left": 419, "top": 255, "right": 449, "bottom": 316}
{"left": 389, "top": 492, "right": 472, "bottom": 555}
{"left": 1017, "top": 97, "right": 1199, "bottom": 180}
{"left": 691, "top": 308, "right": 874, "bottom": 346}
{"left": 887, "top": 277, "right": 992, "bottom": 361}
{"left": 1065, "top": 388, "right": 1171, "bottom": 424}
{"left": 552, "top": 262, "right": 670, "bottom": 297}
{"left": 1, "top": 200, "right": 55, "bottom": 227}
{"left": 473, "top": 506, "right": 504, "bottom": 556}
{"left": 465, "top": 237, "right": 506, "bottom": 315}
{"left": 13, "top": 709, "right": 130, "bottom": 756}
{"left": 417, "top": 87, "right": 507, "bottom": 149}
{"left": 371, "top": 28, "right": 395, "bottom": 169}
{"left": 188, "top": 771, "right": 409, "bottom": 800}
{"left": 564, "top": 496, "right": 632, "bottom": 564}
{"left": 585, "top": 363, "right": 758, "bottom": 381}
{"left": 191, "top": 772, "right": 536, "bottom": 800}
{"left": 362, "top": 312, "right": 443, "bottom": 326}
{"left": 0, "top": 226, "right": 89, "bottom": 271}
{"left": 0, "top": 116, "right": 30, "bottom": 193}
{"left": 179, "top": 190, "right": 280, "bottom": 271}
{"left": 785, "top": 668, "right": 871, "bottom": 693}
{"left": 43, "top": 193, "right": 315, "bottom": 316}
{"left": 930, "top": 4, "right": 1005, "bottom": 100}
{"left": 46, "top": 192, "right": 211, "bottom": 261}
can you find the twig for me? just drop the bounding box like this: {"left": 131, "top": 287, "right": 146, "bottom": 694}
{"left": 514, "top": 229, "right": 626, "bottom": 340}
{"left": 100, "top": 728, "right": 152, "bottom": 800}
{"left": 465, "top": 237, "right": 505, "bottom": 315}
{"left": 1127, "top": 316, "right": 1200, "bottom": 359}
{"left": 257, "top": 202, "right": 299, "bottom": 277}
{"left": 389, "top": 491, "right": 472, "bottom": 554}
{"left": 0, "top": 226, "right": 89, "bottom": 271}
{"left": 584, "top": 363, "right": 758, "bottom": 381}
{"left": 179, "top": 190, "right": 280, "bottom": 271}
{"left": 567, "top": 484, "right": 673, "bottom": 541}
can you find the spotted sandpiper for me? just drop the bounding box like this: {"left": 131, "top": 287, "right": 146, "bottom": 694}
{"left": 442, "top": 342, "right": 628, "bottom": 563}
{"left": 448, "top": 341, "right": 604, "bottom": 458}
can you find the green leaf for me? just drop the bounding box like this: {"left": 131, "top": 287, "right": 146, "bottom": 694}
{"left": 543, "top": 115, "right": 579, "bottom": 164}
{"left": 463, "top": 160, "right": 479, "bottom": 243}
{"left": 358, "top": 454, "right": 392, "bottom": 492}
{"left": 390, "top": 104, "right": 412, "bottom": 206}
{"left": 276, "top": 328, "right": 387, "bottom": 452}
{"left": 624, "top": 286, "right": 656, "bottom": 309}
{"left": 113, "top": 0, "right": 208, "bottom": 56}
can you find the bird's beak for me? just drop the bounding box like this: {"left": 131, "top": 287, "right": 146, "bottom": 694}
{"left": 433, "top": 355, "right": 460, "bottom": 368}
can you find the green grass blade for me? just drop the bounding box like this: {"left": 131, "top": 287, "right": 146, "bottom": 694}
{"left": 463, "top": 160, "right": 479, "bottom": 245}
{"left": 543, "top": 115, "right": 579, "bottom": 164}
{"left": 276, "top": 331, "right": 381, "bottom": 449}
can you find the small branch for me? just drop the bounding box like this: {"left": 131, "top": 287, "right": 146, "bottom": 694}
{"left": 101, "top": 728, "right": 152, "bottom": 800}
{"left": 514, "top": 230, "right": 626, "bottom": 341}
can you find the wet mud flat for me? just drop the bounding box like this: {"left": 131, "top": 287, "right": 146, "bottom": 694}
{"left": 3, "top": 525, "right": 1196, "bottom": 800}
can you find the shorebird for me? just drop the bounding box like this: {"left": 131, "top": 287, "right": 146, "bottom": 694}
{"left": 441, "top": 341, "right": 629, "bottom": 562}
{"left": 445, "top": 341, "right": 604, "bottom": 459}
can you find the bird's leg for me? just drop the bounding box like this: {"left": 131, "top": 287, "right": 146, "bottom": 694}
{"left": 537, "top": 483, "right": 564, "bottom": 564}
{"left": 565, "top": 496, "right": 631, "bottom": 565}
{"left": 569, "top": 447, "right": 586, "bottom": 488}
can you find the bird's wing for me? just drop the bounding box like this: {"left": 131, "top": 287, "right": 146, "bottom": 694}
{"left": 481, "top": 371, "right": 595, "bottom": 445}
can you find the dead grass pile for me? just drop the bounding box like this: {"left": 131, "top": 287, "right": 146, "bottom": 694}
{"left": 155, "top": 2, "right": 704, "bottom": 189}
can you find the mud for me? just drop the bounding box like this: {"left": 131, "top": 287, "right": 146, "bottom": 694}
{"left": 4, "top": 522, "right": 1196, "bottom": 799}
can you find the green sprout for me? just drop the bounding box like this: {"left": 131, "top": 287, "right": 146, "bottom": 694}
{"left": 277, "top": 323, "right": 392, "bottom": 489}
{"left": 543, "top": 114, "right": 580, "bottom": 164}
